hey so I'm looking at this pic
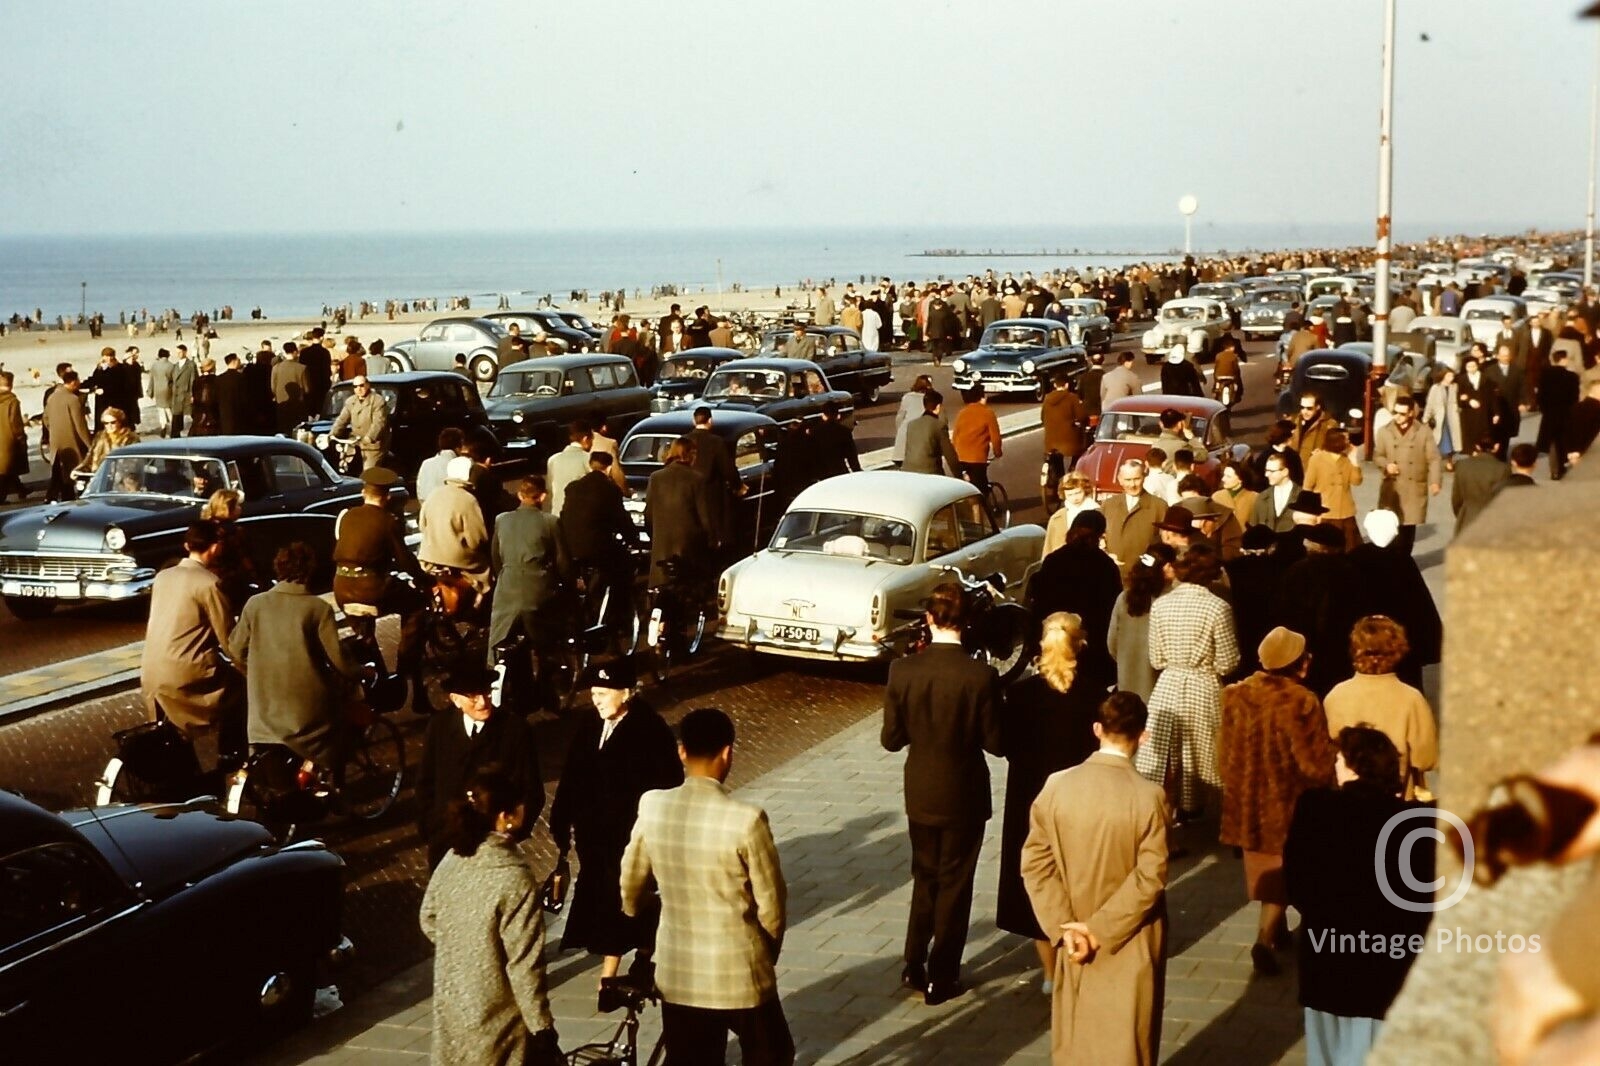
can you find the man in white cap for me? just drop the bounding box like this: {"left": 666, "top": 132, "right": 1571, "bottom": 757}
{"left": 1159, "top": 345, "right": 1204, "bottom": 397}
{"left": 419, "top": 454, "right": 491, "bottom": 595}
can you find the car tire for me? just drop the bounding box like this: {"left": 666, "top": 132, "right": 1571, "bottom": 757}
{"left": 860, "top": 384, "right": 882, "bottom": 405}
{"left": 4, "top": 595, "right": 57, "bottom": 620}
{"left": 384, "top": 353, "right": 413, "bottom": 374}
{"left": 1033, "top": 378, "right": 1048, "bottom": 403}
{"left": 468, "top": 353, "right": 498, "bottom": 383}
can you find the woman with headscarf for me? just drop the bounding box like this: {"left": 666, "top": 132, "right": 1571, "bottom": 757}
{"left": 994, "top": 612, "right": 1101, "bottom": 995}
{"left": 1106, "top": 543, "right": 1176, "bottom": 703}
{"left": 1027, "top": 510, "right": 1122, "bottom": 692}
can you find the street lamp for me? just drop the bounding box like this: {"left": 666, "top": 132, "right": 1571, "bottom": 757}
{"left": 80, "top": 281, "right": 86, "bottom": 321}
{"left": 1581, "top": 5, "right": 1600, "bottom": 287}
{"left": 1371, "top": 0, "right": 1396, "bottom": 373}
{"left": 1178, "top": 194, "right": 1199, "bottom": 256}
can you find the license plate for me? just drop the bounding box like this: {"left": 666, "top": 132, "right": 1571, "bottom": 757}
{"left": 16, "top": 585, "right": 57, "bottom": 598}
{"left": 769, "top": 624, "right": 820, "bottom": 643}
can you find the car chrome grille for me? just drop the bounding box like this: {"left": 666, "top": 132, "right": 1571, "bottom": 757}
{"left": 0, "top": 553, "right": 127, "bottom": 581}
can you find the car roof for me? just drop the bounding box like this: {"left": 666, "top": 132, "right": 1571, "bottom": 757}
{"left": 787, "top": 470, "right": 980, "bottom": 519}
{"left": 986, "top": 318, "right": 1060, "bottom": 330}
{"left": 110, "top": 435, "right": 330, "bottom": 462}
{"left": 665, "top": 347, "right": 744, "bottom": 361}
{"left": 1409, "top": 315, "right": 1465, "bottom": 329}
{"left": 1161, "top": 297, "right": 1225, "bottom": 310}
{"left": 498, "top": 353, "right": 635, "bottom": 373}
{"left": 714, "top": 357, "right": 823, "bottom": 373}
{"left": 334, "top": 371, "right": 476, "bottom": 387}
{"left": 1298, "top": 348, "right": 1372, "bottom": 366}
{"left": 0, "top": 790, "right": 74, "bottom": 854}
{"left": 624, "top": 409, "right": 777, "bottom": 439}
{"left": 1102, "top": 394, "right": 1227, "bottom": 418}
{"left": 762, "top": 325, "right": 860, "bottom": 338}
{"left": 424, "top": 316, "right": 497, "bottom": 327}
{"left": 1059, "top": 299, "right": 1103, "bottom": 308}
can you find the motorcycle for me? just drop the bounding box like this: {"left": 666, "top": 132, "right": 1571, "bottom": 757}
{"left": 887, "top": 566, "right": 1032, "bottom": 683}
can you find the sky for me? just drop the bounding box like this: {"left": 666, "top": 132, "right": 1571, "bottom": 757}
{"left": 1, "top": 0, "right": 1594, "bottom": 236}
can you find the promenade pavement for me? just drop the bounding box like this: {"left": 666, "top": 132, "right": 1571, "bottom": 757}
{"left": 245, "top": 440, "right": 1481, "bottom": 1065}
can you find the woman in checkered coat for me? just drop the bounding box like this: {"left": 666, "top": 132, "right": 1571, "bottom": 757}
{"left": 1135, "top": 543, "right": 1240, "bottom": 818}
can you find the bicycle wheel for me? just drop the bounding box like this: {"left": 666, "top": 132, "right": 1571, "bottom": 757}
{"left": 343, "top": 718, "right": 405, "bottom": 820}
{"left": 682, "top": 604, "right": 709, "bottom": 659}
{"left": 986, "top": 481, "right": 1011, "bottom": 526}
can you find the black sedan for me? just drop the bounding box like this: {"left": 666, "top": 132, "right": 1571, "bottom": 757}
{"left": 618, "top": 409, "right": 780, "bottom": 556}
{"left": 482, "top": 310, "right": 594, "bottom": 354}
{"left": 0, "top": 438, "right": 399, "bottom": 619}
{"left": 0, "top": 790, "right": 347, "bottom": 1062}
{"left": 483, "top": 354, "right": 653, "bottom": 464}
{"left": 299, "top": 371, "right": 492, "bottom": 479}
{"left": 696, "top": 358, "right": 855, "bottom": 427}
{"left": 951, "top": 318, "right": 1087, "bottom": 401}
{"left": 554, "top": 309, "right": 605, "bottom": 342}
{"left": 758, "top": 326, "right": 893, "bottom": 402}
{"left": 1277, "top": 348, "right": 1374, "bottom": 439}
{"left": 650, "top": 347, "right": 745, "bottom": 413}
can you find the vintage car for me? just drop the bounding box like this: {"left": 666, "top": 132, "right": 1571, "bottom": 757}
{"left": 951, "top": 318, "right": 1087, "bottom": 400}
{"left": 298, "top": 371, "right": 492, "bottom": 479}
{"left": 1520, "top": 286, "right": 1570, "bottom": 318}
{"left": 1276, "top": 348, "right": 1374, "bottom": 440}
{"left": 757, "top": 326, "right": 893, "bottom": 402}
{"left": 1460, "top": 296, "right": 1528, "bottom": 347}
{"left": 482, "top": 310, "right": 595, "bottom": 354}
{"left": 483, "top": 353, "right": 653, "bottom": 463}
{"left": 1076, "top": 395, "right": 1249, "bottom": 497}
{"left": 1141, "top": 298, "right": 1232, "bottom": 363}
{"left": 0, "top": 790, "right": 347, "bottom": 1061}
{"left": 697, "top": 358, "right": 855, "bottom": 426}
{"left": 554, "top": 308, "right": 605, "bottom": 342}
{"left": 1059, "top": 298, "right": 1115, "bottom": 353}
{"left": 715, "top": 470, "right": 1043, "bottom": 663}
{"left": 1403, "top": 316, "right": 1472, "bottom": 371}
{"left": 1239, "top": 286, "right": 1304, "bottom": 338}
{"left": 650, "top": 347, "right": 746, "bottom": 413}
{"left": 385, "top": 316, "right": 519, "bottom": 382}
{"left": 1187, "top": 282, "right": 1247, "bottom": 315}
{"left": 0, "top": 438, "right": 398, "bottom": 619}
{"left": 620, "top": 409, "right": 780, "bottom": 557}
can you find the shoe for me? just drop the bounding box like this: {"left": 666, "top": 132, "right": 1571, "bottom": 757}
{"left": 900, "top": 963, "right": 926, "bottom": 993}
{"left": 924, "top": 980, "right": 965, "bottom": 1006}
{"left": 1250, "top": 943, "right": 1280, "bottom": 977}
{"left": 1041, "top": 979, "right": 1053, "bottom": 996}
{"left": 1273, "top": 925, "right": 1294, "bottom": 951}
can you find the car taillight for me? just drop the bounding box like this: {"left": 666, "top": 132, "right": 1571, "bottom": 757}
{"left": 871, "top": 591, "right": 882, "bottom": 628}
{"left": 718, "top": 574, "right": 729, "bottom": 614}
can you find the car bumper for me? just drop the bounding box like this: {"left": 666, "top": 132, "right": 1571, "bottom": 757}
{"left": 1, "top": 572, "right": 157, "bottom": 601}
{"left": 716, "top": 615, "right": 887, "bottom": 661}
{"left": 950, "top": 373, "right": 1036, "bottom": 393}
{"left": 1242, "top": 323, "right": 1284, "bottom": 336}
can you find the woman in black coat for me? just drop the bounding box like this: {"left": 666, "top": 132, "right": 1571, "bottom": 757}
{"left": 189, "top": 360, "right": 220, "bottom": 437}
{"left": 548, "top": 658, "right": 683, "bottom": 983}
{"left": 1456, "top": 349, "right": 1500, "bottom": 454}
{"left": 1284, "top": 725, "right": 1434, "bottom": 1066}
{"left": 1027, "top": 509, "right": 1122, "bottom": 692}
{"left": 995, "top": 611, "right": 1101, "bottom": 990}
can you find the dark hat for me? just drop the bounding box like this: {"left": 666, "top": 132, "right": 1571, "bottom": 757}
{"left": 360, "top": 467, "right": 400, "bottom": 488}
{"left": 1157, "top": 505, "right": 1199, "bottom": 534}
{"left": 1184, "top": 497, "right": 1227, "bottom": 520}
{"left": 581, "top": 656, "right": 637, "bottom": 691}
{"left": 1240, "top": 524, "right": 1277, "bottom": 552}
{"left": 1288, "top": 490, "right": 1328, "bottom": 516}
{"left": 1302, "top": 523, "right": 1345, "bottom": 549}
{"left": 444, "top": 662, "right": 498, "bottom": 696}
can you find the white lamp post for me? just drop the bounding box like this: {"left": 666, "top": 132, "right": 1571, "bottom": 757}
{"left": 1178, "top": 195, "right": 1199, "bottom": 256}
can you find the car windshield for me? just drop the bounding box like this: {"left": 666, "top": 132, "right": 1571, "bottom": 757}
{"left": 477, "top": 319, "right": 510, "bottom": 338}
{"left": 769, "top": 510, "right": 917, "bottom": 563}
{"left": 703, "top": 368, "right": 787, "bottom": 400}
{"left": 321, "top": 384, "right": 399, "bottom": 418}
{"left": 981, "top": 326, "right": 1047, "bottom": 349}
{"left": 659, "top": 357, "right": 724, "bottom": 381}
{"left": 1096, "top": 412, "right": 1211, "bottom": 442}
{"left": 620, "top": 435, "right": 678, "bottom": 465}
{"left": 1250, "top": 290, "right": 1298, "bottom": 304}
{"left": 560, "top": 313, "right": 592, "bottom": 330}
{"left": 1412, "top": 325, "right": 1462, "bottom": 344}
{"left": 489, "top": 369, "right": 563, "bottom": 397}
{"left": 1191, "top": 286, "right": 1236, "bottom": 299}
{"left": 86, "top": 455, "right": 230, "bottom": 500}
{"left": 1161, "top": 305, "right": 1208, "bottom": 322}
{"left": 1464, "top": 306, "right": 1508, "bottom": 321}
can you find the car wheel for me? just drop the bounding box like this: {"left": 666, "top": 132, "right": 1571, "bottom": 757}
{"left": 468, "top": 353, "right": 498, "bottom": 383}
{"left": 860, "top": 383, "right": 882, "bottom": 405}
{"left": 385, "top": 353, "right": 412, "bottom": 374}
{"left": 1033, "top": 378, "right": 1048, "bottom": 403}
{"left": 4, "top": 595, "right": 57, "bottom": 620}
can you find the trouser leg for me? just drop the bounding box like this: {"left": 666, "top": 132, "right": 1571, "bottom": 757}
{"left": 904, "top": 821, "right": 939, "bottom": 970}
{"left": 729, "top": 999, "right": 796, "bottom": 1066}
{"left": 926, "top": 820, "right": 985, "bottom": 985}
{"left": 662, "top": 1002, "right": 730, "bottom": 1066}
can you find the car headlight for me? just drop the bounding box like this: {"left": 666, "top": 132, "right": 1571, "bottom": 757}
{"left": 1021, "top": 359, "right": 1036, "bottom": 374}
{"left": 512, "top": 410, "right": 525, "bottom": 423}
{"left": 1142, "top": 328, "right": 1159, "bottom": 346}
{"left": 314, "top": 432, "right": 330, "bottom": 449}
{"left": 951, "top": 358, "right": 965, "bottom": 373}
{"left": 105, "top": 527, "right": 127, "bottom": 551}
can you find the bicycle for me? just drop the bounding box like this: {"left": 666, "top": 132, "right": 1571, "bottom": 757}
{"left": 981, "top": 478, "right": 1010, "bottom": 527}
{"left": 643, "top": 557, "right": 712, "bottom": 682}
{"left": 886, "top": 564, "right": 1032, "bottom": 683}
{"left": 565, "top": 976, "right": 665, "bottom": 1065}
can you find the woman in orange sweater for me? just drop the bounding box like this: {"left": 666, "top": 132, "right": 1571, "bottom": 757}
{"left": 1301, "top": 427, "right": 1363, "bottom": 551}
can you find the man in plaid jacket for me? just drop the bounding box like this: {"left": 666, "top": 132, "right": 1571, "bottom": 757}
{"left": 621, "top": 708, "right": 793, "bottom": 1064}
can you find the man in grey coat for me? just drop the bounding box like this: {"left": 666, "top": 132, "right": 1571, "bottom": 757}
{"left": 781, "top": 324, "right": 818, "bottom": 362}
{"left": 1371, "top": 393, "right": 1442, "bottom": 554}
{"left": 488, "top": 475, "right": 568, "bottom": 654}
{"left": 231, "top": 540, "right": 366, "bottom": 776}
{"left": 271, "top": 347, "right": 312, "bottom": 434}
{"left": 146, "top": 347, "right": 177, "bottom": 437}
{"left": 169, "top": 344, "right": 197, "bottom": 436}
{"left": 43, "top": 370, "right": 91, "bottom": 501}
{"left": 329, "top": 375, "right": 391, "bottom": 471}
{"left": 902, "top": 390, "right": 962, "bottom": 476}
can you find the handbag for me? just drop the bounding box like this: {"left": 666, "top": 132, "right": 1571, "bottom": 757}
{"left": 539, "top": 854, "right": 570, "bottom": 914}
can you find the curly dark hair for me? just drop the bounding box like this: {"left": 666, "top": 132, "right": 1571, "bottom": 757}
{"left": 1338, "top": 725, "right": 1403, "bottom": 796}
{"left": 1124, "top": 542, "right": 1176, "bottom": 617}
{"left": 1172, "top": 541, "right": 1223, "bottom": 586}
{"left": 272, "top": 541, "right": 317, "bottom": 585}
{"left": 440, "top": 765, "right": 521, "bottom": 859}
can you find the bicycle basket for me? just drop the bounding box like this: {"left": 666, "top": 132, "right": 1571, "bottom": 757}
{"left": 110, "top": 718, "right": 202, "bottom": 800}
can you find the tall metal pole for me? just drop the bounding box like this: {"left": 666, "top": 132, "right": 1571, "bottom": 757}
{"left": 1371, "top": 0, "right": 1397, "bottom": 373}
{"left": 1586, "top": 24, "right": 1598, "bottom": 289}
{"left": 1184, "top": 215, "right": 1193, "bottom": 256}
{"left": 80, "top": 281, "right": 86, "bottom": 320}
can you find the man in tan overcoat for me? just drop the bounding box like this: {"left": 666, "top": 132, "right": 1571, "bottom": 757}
{"left": 1022, "top": 691, "right": 1169, "bottom": 1065}
{"left": 141, "top": 520, "right": 245, "bottom": 760}
{"left": 1101, "top": 458, "right": 1169, "bottom": 574}
{"left": 1370, "top": 392, "right": 1442, "bottom": 555}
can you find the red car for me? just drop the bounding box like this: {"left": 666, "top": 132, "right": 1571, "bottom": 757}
{"left": 1075, "top": 395, "right": 1249, "bottom": 498}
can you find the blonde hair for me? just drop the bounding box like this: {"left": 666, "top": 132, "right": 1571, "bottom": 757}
{"left": 1036, "top": 611, "right": 1086, "bottom": 694}
{"left": 1059, "top": 471, "right": 1094, "bottom": 497}
{"left": 200, "top": 488, "right": 243, "bottom": 521}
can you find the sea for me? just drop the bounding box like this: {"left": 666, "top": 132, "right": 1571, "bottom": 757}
{"left": 0, "top": 221, "right": 1531, "bottom": 321}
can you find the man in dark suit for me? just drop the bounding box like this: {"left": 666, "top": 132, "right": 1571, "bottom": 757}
{"left": 901, "top": 390, "right": 961, "bottom": 476}
{"left": 809, "top": 400, "right": 860, "bottom": 480}
{"left": 1488, "top": 343, "right": 1528, "bottom": 459}
{"left": 415, "top": 663, "right": 544, "bottom": 868}
{"left": 561, "top": 453, "right": 639, "bottom": 627}
{"left": 1537, "top": 346, "right": 1581, "bottom": 478}
{"left": 882, "top": 583, "right": 1003, "bottom": 1005}
{"left": 924, "top": 296, "right": 960, "bottom": 366}
{"left": 688, "top": 406, "right": 741, "bottom": 552}
{"left": 644, "top": 436, "right": 714, "bottom": 588}
{"left": 1451, "top": 436, "right": 1509, "bottom": 536}
{"left": 1504, "top": 442, "right": 1539, "bottom": 488}
{"left": 215, "top": 353, "right": 248, "bottom": 435}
